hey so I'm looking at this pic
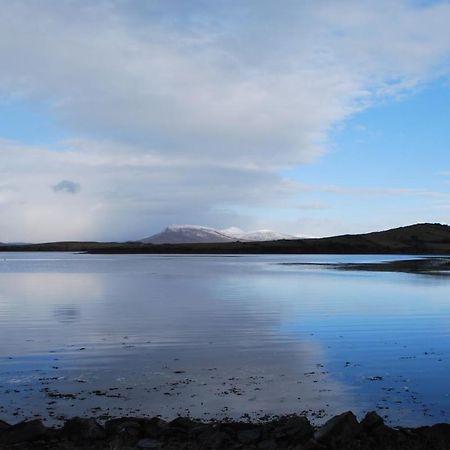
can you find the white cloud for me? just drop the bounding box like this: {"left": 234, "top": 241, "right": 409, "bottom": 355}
{"left": 0, "top": 0, "right": 450, "bottom": 239}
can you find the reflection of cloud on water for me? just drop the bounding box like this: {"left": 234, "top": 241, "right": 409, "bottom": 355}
{"left": 0, "top": 272, "right": 103, "bottom": 304}
{"left": 53, "top": 305, "right": 80, "bottom": 324}
{"left": 0, "top": 272, "right": 104, "bottom": 355}
{"left": 4, "top": 254, "right": 432, "bottom": 424}
{"left": 0, "top": 255, "right": 362, "bottom": 424}
{"left": 161, "top": 339, "right": 361, "bottom": 424}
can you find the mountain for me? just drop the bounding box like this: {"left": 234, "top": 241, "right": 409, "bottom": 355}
{"left": 221, "top": 228, "right": 297, "bottom": 241}
{"left": 105, "top": 223, "right": 450, "bottom": 254}
{"left": 140, "top": 225, "right": 235, "bottom": 244}
{"left": 139, "top": 225, "right": 297, "bottom": 244}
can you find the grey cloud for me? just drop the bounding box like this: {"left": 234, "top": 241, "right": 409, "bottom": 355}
{"left": 52, "top": 180, "right": 81, "bottom": 194}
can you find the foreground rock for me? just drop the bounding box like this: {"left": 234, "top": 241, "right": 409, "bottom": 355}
{"left": 1, "top": 411, "right": 450, "bottom": 449}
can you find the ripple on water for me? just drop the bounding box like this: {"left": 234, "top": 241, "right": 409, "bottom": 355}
{"left": 0, "top": 252, "right": 449, "bottom": 426}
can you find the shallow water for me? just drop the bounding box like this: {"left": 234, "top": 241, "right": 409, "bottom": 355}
{"left": 0, "top": 252, "right": 449, "bottom": 426}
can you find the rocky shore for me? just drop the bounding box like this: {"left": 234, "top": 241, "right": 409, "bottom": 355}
{"left": 1, "top": 411, "right": 450, "bottom": 449}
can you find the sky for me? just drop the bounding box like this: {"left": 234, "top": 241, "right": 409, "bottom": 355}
{"left": 0, "top": 0, "right": 450, "bottom": 242}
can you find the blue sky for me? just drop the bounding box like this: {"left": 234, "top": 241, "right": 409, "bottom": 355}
{"left": 0, "top": 0, "right": 449, "bottom": 241}
{"left": 298, "top": 82, "right": 450, "bottom": 188}
{"left": 276, "top": 79, "right": 450, "bottom": 235}
{"left": 0, "top": 101, "right": 67, "bottom": 147}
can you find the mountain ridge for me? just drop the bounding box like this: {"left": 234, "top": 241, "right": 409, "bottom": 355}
{"left": 0, "top": 223, "right": 449, "bottom": 255}
{"left": 139, "top": 224, "right": 297, "bottom": 244}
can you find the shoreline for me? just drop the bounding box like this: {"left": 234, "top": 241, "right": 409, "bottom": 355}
{"left": 1, "top": 411, "right": 450, "bottom": 449}
{"left": 279, "top": 257, "right": 450, "bottom": 275}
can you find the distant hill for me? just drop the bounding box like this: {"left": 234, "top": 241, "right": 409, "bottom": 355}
{"left": 307, "top": 223, "right": 450, "bottom": 254}
{"left": 1, "top": 223, "right": 449, "bottom": 255}
{"left": 139, "top": 224, "right": 297, "bottom": 244}
{"left": 140, "top": 225, "right": 235, "bottom": 244}
{"left": 95, "top": 223, "right": 450, "bottom": 254}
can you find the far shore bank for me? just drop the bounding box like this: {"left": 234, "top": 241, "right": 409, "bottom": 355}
{"left": 0, "top": 223, "right": 449, "bottom": 256}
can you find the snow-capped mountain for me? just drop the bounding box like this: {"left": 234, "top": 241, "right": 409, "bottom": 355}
{"left": 139, "top": 225, "right": 298, "bottom": 244}
{"left": 140, "top": 225, "right": 235, "bottom": 244}
{"left": 221, "top": 228, "right": 296, "bottom": 241}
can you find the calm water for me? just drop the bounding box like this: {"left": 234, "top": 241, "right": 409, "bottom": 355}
{"left": 0, "top": 252, "right": 449, "bottom": 426}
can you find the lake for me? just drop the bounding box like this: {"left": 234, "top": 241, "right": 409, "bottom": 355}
{"left": 0, "top": 252, "right": 449, "bottom": 427}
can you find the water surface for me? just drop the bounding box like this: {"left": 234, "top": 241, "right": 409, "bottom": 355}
{"left": 0, "top": 253, "right": 449, "bottom": 426}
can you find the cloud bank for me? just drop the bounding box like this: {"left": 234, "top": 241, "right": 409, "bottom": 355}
{"left": 0, "top": 0, "right": 450, "bottom": 241}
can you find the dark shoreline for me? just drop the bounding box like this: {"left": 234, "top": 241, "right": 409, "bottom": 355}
{"left": 2, "top": 411, "right": 450, "bottom": 449}
{"left": 279, "top": 257, "right": 450, "bottom": 275}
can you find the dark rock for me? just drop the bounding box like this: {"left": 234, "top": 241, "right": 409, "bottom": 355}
{"left": 368, "top": 423, "right": 407, "bottom": 448}
{"left": 361, "top": 411, "right": 384, "bottom": 431}
{"left": 0, "top": 420, "right": 10, "bottom": 434}
{"left": 142, "top": 417, "right": 168, "bottom": 438}
{"left": 218, "top": 421, "right": 257, "bottom": 437}
{"left": 169, "top": 416, "right": 199, "bottom": 430}
{"left": 105, "top": 417, "right": 144, "bottom": 437}
{"left": 415, "top": 423, "right": 450, "bottom": 449}
{"left": 62, "top": 417, "right": 106, "bottom": 441}
{"left": 303, "top": 439, "right": 328, "bottom": 449}
{"left": 137, "top": 437, "right": 162, "bottom": 448}
{"left": 258, "top": 438, "right": 278, "bottom": 449}
{"left": 190, "top": 424, "right": 211, "bottom": 438}
{"left": 1, "top": 411, "right": 449, "bottom": 449}
{"left": 160, "top": 425, "right": 189, "bottom": 441}
{"left": 165, "top": 417, "right": 203, "bottom": 444}
{"left": 314, "top": 411, "right": 361, "bottom": 448}
{"left": 0, "top": 419, "right": 48, "bottom": 444}
{"left": 197, "top": 428, "right": 232, "bottom": 448}
{"left": 237, "top": 427, "right": 261, "bottom": 444}
{"left": 273, "top": 416, "right": 314, "bottom": 442}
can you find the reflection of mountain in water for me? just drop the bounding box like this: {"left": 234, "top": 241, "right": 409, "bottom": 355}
{"left": 53, "top": 305, "right": 80, "bottom": 324}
